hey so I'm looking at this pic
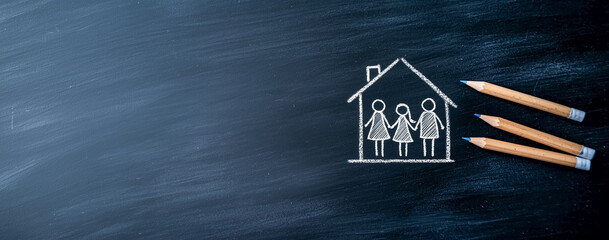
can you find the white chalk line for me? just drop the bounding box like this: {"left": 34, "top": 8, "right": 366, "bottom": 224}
{"left": 348, "top": 57, "right": 458, "bottom": 162}
{"left": 358, "top": 95, "right": 363, "bottom": 160}
{"left": 348, "top": 57, "right": 457, "bottom": 108}
{"left": 366, "top": 65, "right": 380, "bottom": 82}
{"left": 348, "top": 159, "right": 454, "bottom": 163}
{"left": 445, "top": 101, "right": 451, "bottom": 160}
{"left": 347, "top": 58, "right": 400, "bottom": 103}
{"left": 399, "top": 58, "right": 458, "bottom": 108}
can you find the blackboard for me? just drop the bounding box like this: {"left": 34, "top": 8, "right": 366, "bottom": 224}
{"left": 1, "top": 0, "right": 608, "bottom": 239}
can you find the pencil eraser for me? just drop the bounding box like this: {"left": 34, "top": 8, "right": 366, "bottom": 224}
{"left": 578, "top": 146, "right": 596, "bottom": 160}
{"left": 575, "top": 157, "right": 591, "bottom": 171}
{"left": 569, "top": 108, "right": 585, "bottom": 122}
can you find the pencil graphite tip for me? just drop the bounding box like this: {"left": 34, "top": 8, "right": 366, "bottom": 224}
{"left": 460, "top": 80, "right": 467, "bottom": 84}
{"left": 461, "top": 137, "right": 471, "bottom": 142}
{"left": 474, "top": 113, "right": 481, "bottom": 118}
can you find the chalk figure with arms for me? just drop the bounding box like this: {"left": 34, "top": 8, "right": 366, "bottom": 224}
{"left": 364, "top": 99, "right": 391, "bottom": 157}
{"left": 415, "top": 98, "right": 444, "bottom": 157}
{"left": 389, "top": 103, "right": 417, "bottom": 157}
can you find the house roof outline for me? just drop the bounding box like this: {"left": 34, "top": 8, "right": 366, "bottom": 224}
{"left": 347, "top": 58, "right": 458, "bottom": 108}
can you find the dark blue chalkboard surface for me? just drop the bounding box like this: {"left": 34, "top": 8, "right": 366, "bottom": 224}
{"left": 1, "top": 0, "right": 608, "bottom": 239}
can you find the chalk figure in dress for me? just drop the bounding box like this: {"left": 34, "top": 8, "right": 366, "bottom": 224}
{"left": 389, "top": 103, "right": 417, "bottom": 157}
{"left": 364, "top": 99, "right": 391, "bottom": 157}
{"left": 415, "top": 98, "right": 445, "bottom": 157}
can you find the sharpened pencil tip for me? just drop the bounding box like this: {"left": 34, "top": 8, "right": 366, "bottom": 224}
{"left": 461, "top": 137, "right": 471, "bottom": 142}
{"left": 474, "top": 113, "right": 481, "bottom": 118}
{"left": 460, "top": 80, "right": 467, "bottom": 84}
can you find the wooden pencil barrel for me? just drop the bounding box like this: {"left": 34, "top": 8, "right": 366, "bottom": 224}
{"left": 483, "top": 138, "right": 577, "bottom": 168}
{"left": 496, "top": 117, "right": 583, "bottom": 156}
{"left": 482, "top": 83, "right": 572, "bottom": 119}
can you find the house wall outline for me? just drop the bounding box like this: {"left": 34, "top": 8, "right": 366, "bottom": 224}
{"left": 347, "top": 58, "right": 458, "bottom": 163}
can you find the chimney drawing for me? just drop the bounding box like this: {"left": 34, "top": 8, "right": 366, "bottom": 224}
{"left": 366, "top": 65, "right": 381, "bottom": 82}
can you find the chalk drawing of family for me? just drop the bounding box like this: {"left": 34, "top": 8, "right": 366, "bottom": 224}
{"left": 364, "top": 98, "right": 444, "bottom": 158}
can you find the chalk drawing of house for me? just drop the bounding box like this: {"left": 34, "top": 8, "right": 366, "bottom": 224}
{"left": 347, "top": 58, "right": 458, "bottom": 163}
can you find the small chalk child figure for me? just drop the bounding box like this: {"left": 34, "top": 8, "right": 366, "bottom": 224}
{"left": 365, "top": 99, "right": 391, "bottom": 157}
{"left": 389, "top": 103, "right": 417, "bottom": 157}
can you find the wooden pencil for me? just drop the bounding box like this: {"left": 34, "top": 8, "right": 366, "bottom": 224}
{"left": 462, "top": 137, "right": 590, "bottom": 171}
{"left": 475, "top": 114, "right": 595, "bottom": 159}
{"left": 460, "top": 81, "right": 586, "bottom": 122}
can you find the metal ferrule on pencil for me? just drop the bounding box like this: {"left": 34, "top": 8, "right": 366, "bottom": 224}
{"left": 575, "top": 157, "right": 591, "bottom": 171}
{"left": 569, "top": 108, "right": 586, "bottom": 122}
{"left": 578, "top": 146, "right": 596, "bottom": 160}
